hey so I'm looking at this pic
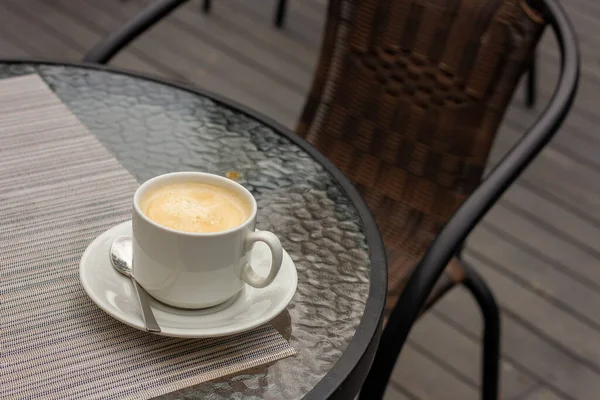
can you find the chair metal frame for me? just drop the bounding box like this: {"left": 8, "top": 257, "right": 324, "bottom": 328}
{"left": 201, "top": 0, "right": 288, "bottom": 28}
{"left": 359, "top": 0, "right": 578, "bottom": 398}
{"left": 526, "top": 55, "right": 538, "bottom": 108}
{"left": 83, "top": 0, "right": 579, "bottom": 398}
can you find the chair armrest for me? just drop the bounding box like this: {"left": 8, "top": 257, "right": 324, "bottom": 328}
{"left": 360, "top": 0, "right": 579, "bottom": 396}
{"left": 83, "top": 0, "right": 190, "bottom": 64}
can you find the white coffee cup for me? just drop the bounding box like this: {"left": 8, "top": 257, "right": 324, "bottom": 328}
{"left": 132, "top": 172, "right": 283, "bottom": 309}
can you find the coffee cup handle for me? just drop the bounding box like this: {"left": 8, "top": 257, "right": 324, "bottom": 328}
{"left": 242, "top": 231, "right": 283, "bottom": 289}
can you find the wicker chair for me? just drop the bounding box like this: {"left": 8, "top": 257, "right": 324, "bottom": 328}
{"left": 296, "top": 1, "right": 547, "bottom": 397}
{"left": 298, "top": 0, "right": 548, "bottom": 318}
{"left": 84, "top": 0, "right": 579, "bottom": 398}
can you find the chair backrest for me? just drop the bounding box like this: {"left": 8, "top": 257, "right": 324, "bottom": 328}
{"left": 297, "top": 0, "right": 546, "bottom": 298}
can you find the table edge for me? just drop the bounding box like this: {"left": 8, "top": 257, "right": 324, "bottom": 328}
{"left": 0, "top": 58, "right": 387, "bottom": 400}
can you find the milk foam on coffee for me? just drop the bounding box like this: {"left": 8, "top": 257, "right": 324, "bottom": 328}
{"left": 140, "top": 182, "right": 251, "bottom": 233}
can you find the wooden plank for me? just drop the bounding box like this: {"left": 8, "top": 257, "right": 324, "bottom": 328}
{"left": 2, "top": 0, "right": 298, "bottom": 126}
{"left": 49, "top": 0, "right": 187, "bottom": 78}
{"left": 0, "top": 2, "right": 82, "bottom": 59}
{"left": 499, "top": 184, "right": 600, "bottom": 255}
{"left": 489, "top": 124, "right": 600, "bottom": 223}
{"left": 570, "top": 0, "right": 600, "bottom": 12}
{"left": 468, "top": 224, "right": 600, "bottom": 329}
{"left": 391, "top": 345, "right": 479, "bottom": 399}
{"left": 488, "top": 121, "right": 600, "bottom": 227}
{"left": 305, "top": 0, "right": 329, "bottom": 10}
{"left": 481, "top": 202, "right": 600, "bottom": 288}
{"left": 523, "top": 57, "right": 600, "bottom": 155}
{"left": 499, "top": 22, "right": 600, "bottom": 164}
{"left": 534, "top": 23, "right": 599, "bottom": 87}
{"left": 506, "top": 105, "right": 600, "bottom": 180}
{"left": 285, "top": 0, "right": 328, "bottom": 27}
{"left": 89, "top": 0, "right": 301, "bottom": 125}
{"left": 536, "top": 36, "right": 597, "bottom": 86}
{"left": 383, "top": 384, "right": 413, "bottom": 400}
{"left": 225, "top": 0, "right": 324, "bottom": 48}
{"left": 94, "top": 0, "right": 306, "bottom": 103}
{"left": 505, "top": 112, "right": 600, "bottom": 174}
{"left": 4, "top": 0, "right": 164, "bottom": 77}
{"left": 511, "top": 178, "right": 600, "bottom": 241}
{"left": 54, "top": 0, "right": 297, "bottom": 128}
{"left": 507, "top": 90, "right": 600, "bottom": 175}
{"left": 5, "top": 0, "right": 90, "bottom": 53}
{"left": 556, "top": 0, "right": 600, "bottom": 48}
{"left": 462, "top": 248, "right": 600, "bottom": 370}
{"left": 531, "top": 63, "right": 600, "bottom": 134}
{"left": 407, "top": 313, "right": 538, "bottom": 398}
{"left": 165, "top": 1, "right": 315, "bottom": 91}
{"left": 433, "top": 289, "right": 600, "bottom": 399}
{"left": 0, "top": 36, "right": 30, "bottom": 58}
{"left": 508, "top": 53, "right": 600, "bottom": 158}
{"left": 194, "top": 0, "right": 317, "bottom": 71}
{"left": 524, "top": 386, "right": 566, "bottom": 400}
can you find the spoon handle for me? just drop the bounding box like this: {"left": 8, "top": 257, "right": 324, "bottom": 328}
{"left": 131, "top": 278, "right": 161, "bottom": 333}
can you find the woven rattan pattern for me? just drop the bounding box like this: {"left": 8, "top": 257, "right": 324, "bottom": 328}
{"left": 298, "top": 0, "right": 545, "bottom": 312}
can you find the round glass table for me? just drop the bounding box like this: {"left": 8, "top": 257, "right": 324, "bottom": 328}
{"left": 0, "top": 62, "right": 386, "bottom": 400}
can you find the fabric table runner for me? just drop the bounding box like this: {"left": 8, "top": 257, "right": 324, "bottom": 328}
{"left": 0, "top": 75, "right": 295, "bottom": 400}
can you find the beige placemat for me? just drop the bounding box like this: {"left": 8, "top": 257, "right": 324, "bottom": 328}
{"left": 0, "top": 75, "right": 296, "bottom": 400}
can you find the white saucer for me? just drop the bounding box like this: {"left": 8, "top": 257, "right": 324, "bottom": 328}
{"left": 79, "top": 221, "right": 297, "bottom": 338}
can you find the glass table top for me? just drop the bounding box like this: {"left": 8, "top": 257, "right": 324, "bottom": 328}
{"left": 0, "top": 63, "right": 380, "bottom": 400}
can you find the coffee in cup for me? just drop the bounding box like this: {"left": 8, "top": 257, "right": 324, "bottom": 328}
{"left": 132, "top": 172, "right": 283, "bottom": 309}
{"left": 140, "top": 182, "right": 251, "bottom": 233}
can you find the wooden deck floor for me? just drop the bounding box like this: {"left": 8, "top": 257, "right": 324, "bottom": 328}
{"left": 1, "top": 0, "right": 599, "bottom": 399}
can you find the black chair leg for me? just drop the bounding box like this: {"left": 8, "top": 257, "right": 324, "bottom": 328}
{"left": 462, "top": 265, "right": 500, "bottom": 400}
{"left": 525, "top": 53, "right": 537, "bottom": 108}
{"left": 202, "top": 0, "right": 211, "bottom": 13}
{"left": 274, "top": 0, "right": 288, "bottom": 28}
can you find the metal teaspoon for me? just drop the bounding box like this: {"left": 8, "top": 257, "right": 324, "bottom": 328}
{"left": 110, "top": 235, "right": 161, "bottom": 333}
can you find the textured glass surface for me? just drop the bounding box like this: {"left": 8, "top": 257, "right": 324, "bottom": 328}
{"left": 0, "top": 65, "right": 372, "bottom": 399}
